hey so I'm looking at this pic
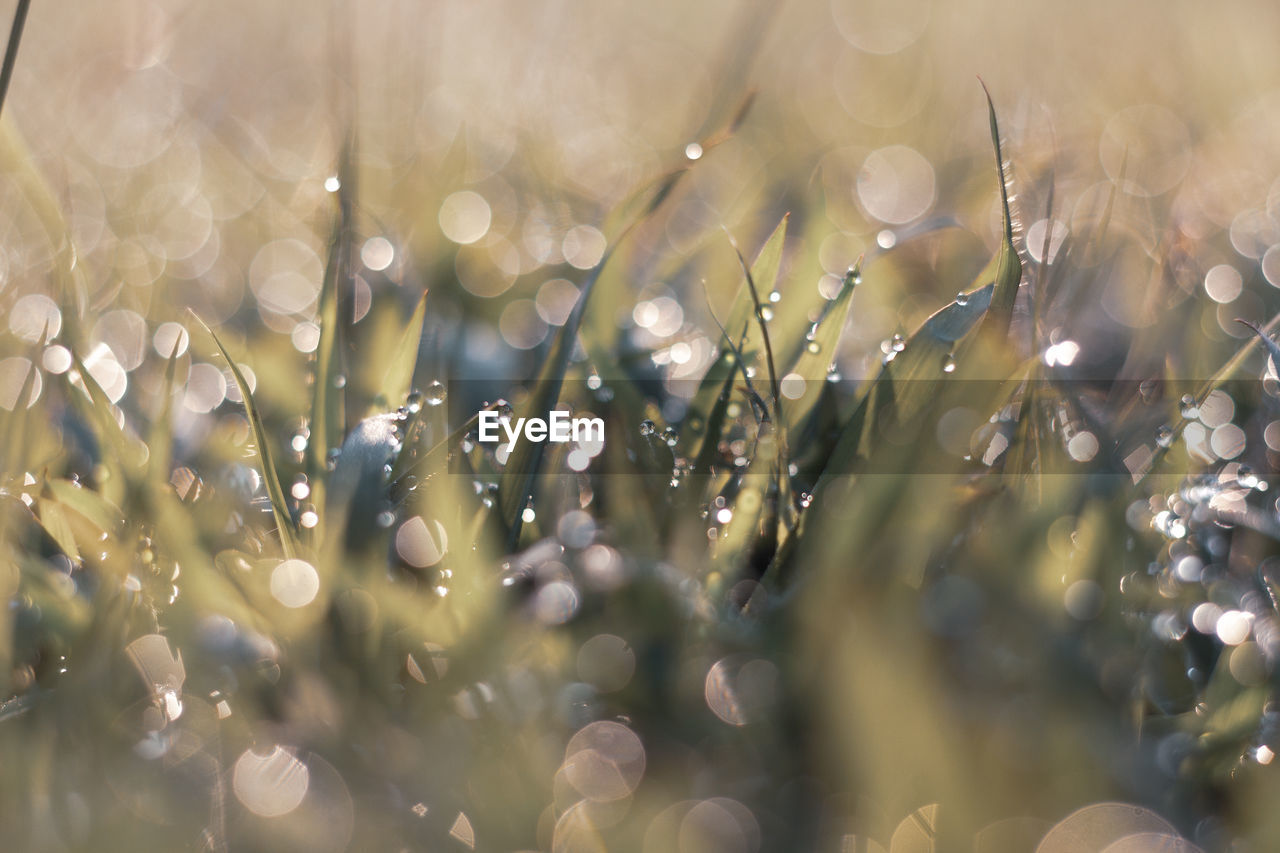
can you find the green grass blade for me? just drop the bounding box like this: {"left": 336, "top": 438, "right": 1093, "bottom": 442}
{"left": 371, "top": 290, "right": 427, "bottom": 414}
{"left": 496, "top": 251, "right": 615, "bottom": 549}
{"left": 1136, "top": 311, "right": 1280, "bottom": 485}
{"left": 976, "top": 82, "right": 1022, "bottom": 342}
{"left": 147, "top": 337, "right": 185, "bottom": 494}
{"left": 680, "top": 214, "right": 788, "bottom": 461}
{"left": 66, "top": 350, "right": 142, "bottom": 475}
{"left": 816, "top": 282, "right": 995, "bottom": 480}
{"left": 191, "top": 314, "right": 299, "bottom": 560}
{"left": 309, "top": 216, "right": 347, "bottom": 485}
{"left": 782, "top": 260, "right": 860, "bottom": 434}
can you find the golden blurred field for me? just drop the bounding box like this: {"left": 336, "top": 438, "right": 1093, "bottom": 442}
{"left": 5, "top": 1, "right": 1280, "bottom": 851}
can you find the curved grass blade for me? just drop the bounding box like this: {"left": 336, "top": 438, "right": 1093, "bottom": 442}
{"left": 1239, "top": 319, "right": 1280, "bottom": 378}
{"left": 975, "top": 82, "right": 1022, "bottom": 342}
{"left": 191, "top": 313, "right": 299, "bottom": 560}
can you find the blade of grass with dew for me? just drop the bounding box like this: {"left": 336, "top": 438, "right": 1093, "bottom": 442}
{"left": 811, "top": 92, "right": 1022, "bottom": 485}
{"left": 815, "top": 282, "right": 996, "bottom": 482}
{"left": 373, "top": 289, "right": 427, "bottom": 409}
{"left": 782, "top": 260, "right": 861, "bottom": 435}
{"left": 674, "top": 308, "right": 757, "bottom": 525}
{"left": 1136, "top": 310, "right": 1280, "bottom": 485}
{"left": 370, "top": 291, "right": 427, "bottom": 415}
{"left": 975, "top": 82, "right": 1022, "bottom": 343}
{"left": 496, "top": 249, "right": 616, "bottom": 550}
{"left": 725, "top": 228, "right": 796, "bottom": 531}
{"left": 679, "top": 215, "right": 788, "bottom": 464}
{"left": 392, "top": 404, "right": 502, "bottom": 496}
{"left": 496, "top": 158, "right": 699, "bottom": 548}
{"left": 709, "top": 423, "right": 784, "bottom": 581}
{"left": 191, "top": 314, "right": 300, "bottom": 560}
{"left": 308, "top": 211, "right": 348, "bottom": 504}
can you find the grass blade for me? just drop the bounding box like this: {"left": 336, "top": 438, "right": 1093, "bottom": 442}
{"left": 0, "top": 0, "right": 30, "bottom": 120}
{"left": 680, "top": 215, "right": 788, "bottom": 462}
{"left": 191, "top": 313, "right": 299, "bottom": 560}
{"left": 371, "top": 290, "right": 427, "bottom": 413}
{"left": 496, "top": 251, "right": 614, "bottom": 549}
{"left": 976, "top": 82, "right": 1022, "bottom": 342}
{"left": 782, "top": 260, "right": 860, "bottom": 434}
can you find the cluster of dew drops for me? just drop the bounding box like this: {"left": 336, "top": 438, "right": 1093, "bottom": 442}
{"left": 1125, "top": 390, "right": 1280, "bottom": 772}
{"left": 285, "top": 379, "right": 449, "bottom": 529}
{"left": 624, "top": 264, "right": 876, "bottom": 533}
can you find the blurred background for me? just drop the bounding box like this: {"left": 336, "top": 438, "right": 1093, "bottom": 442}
{"left": 3, "top": 0, "right": 1280, "bottom": 398}
{"left": 5, "top": 0, "right": 1280, "bottom": 851}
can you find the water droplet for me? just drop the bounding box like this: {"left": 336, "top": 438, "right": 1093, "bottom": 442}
{"left": 521, "top": 506, "right": 536, "bottom": 523}
{"left": 942, "top": 352, "right": 956, "bottom": 373}
{"left": 425, "top": 381, "right": 447, "bottom": 406}
{"left": 768, "top": 290, "right": 781, "bottom": 304}
{"left": 684, "top": 142, "right": 703, "bottom": 161}
{"left": 846, "top": 265, "right": 861, "bottom": 286}
{"left": 333, "top": 374, "right": 347, "bottom": 389}
{"left": 955, "top": 291, "right": 969, "bottom": 306}
{"left": 324, "top": 176, "right": 341, "bottom": 193}
{"left": 806, "top": 340, "right": 822, "bottom": 355}
{"left": 639, "top": 419, "right": 656, "bottom": 437}
{"left": 1238, "top": 465, "right": 1259, "bottom": 489}
{"left": 1156, "top": 424, "right": 1174, "bottom": 448}
{"left": 891, "top": 334, "right": 906, "bottom": 352}
{"left": 495, "top": 400, "right": 514, "bottom": 418}
{"left": 325, "top": 448, "right": 341, "bottom": 471}
{"left": 1180, "top": 394, "right": 1199, "bottom": 419}
{"left": 376, "top": 510, "right": 395, "bottom": 528}
{"left": 758, "top": 306, "right": 774, "bottom": 322}
{"left": 661, "top": 427, "right": 678, "bottom": 446}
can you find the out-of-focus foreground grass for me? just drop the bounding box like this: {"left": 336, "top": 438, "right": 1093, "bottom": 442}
{"left": 6, "top": 1, "right": 1280, "bottom": 851}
